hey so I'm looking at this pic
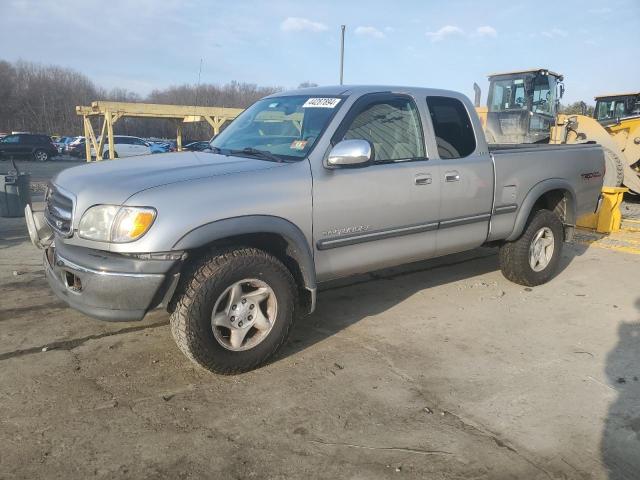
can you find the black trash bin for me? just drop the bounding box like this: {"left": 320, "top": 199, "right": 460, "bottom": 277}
{"left": 0, "top": 161, "right": 31, "bottom": 218}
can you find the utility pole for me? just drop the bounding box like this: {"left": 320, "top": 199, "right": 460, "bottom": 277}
{"left": 339, "top": 25, "right": 345, "bottom": 85}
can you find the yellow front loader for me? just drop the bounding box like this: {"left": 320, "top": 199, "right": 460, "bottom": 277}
{"left": 475, "top": 70, "right": 640, "bottom": 193}
{"left": 550, "top": 92, "right": 640, "bottom": 194}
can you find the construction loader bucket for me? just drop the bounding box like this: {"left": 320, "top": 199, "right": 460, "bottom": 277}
{"left": 577, "top": 187, "right": 628, "bottom": 234}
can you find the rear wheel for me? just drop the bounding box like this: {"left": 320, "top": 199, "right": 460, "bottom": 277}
{"left": 499, "top": 209, "right": 564, "bottom": 286}
{"left": 169, "top": 247, "right": 297, "bottom": 374}
{"left": 102, "top": 150, "right": 118, "bottom": 159}
{"left": 33, "top": 149, "right": 49, "bottom": 162}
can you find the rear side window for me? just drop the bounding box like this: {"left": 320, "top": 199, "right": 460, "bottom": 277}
{"left": 2, "top": 135, "right": 20, "bottom": 144}
{"left": 426, "top": 96, "right": 476, "bottom": 159}
{"left": 340, "top": 95, "right": 425, "bottom": 162}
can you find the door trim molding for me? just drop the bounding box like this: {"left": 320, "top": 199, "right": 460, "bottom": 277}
{"left": 316, "top": 213, "right": 491, "bottom": 250}
{"left": 493, "top": 204, "right": 518, "bottom": 215}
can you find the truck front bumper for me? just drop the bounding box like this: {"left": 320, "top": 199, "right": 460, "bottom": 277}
{"left": 44, "top": 241, "right": 181, "bottom": 322}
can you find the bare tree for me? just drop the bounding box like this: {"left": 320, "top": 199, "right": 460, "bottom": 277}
{"left": 0, "top": 59, "right": 282, "bottom": 140}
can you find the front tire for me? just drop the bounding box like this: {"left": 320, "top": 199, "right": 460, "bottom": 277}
{"left": 33, "top": 149, "right": 49, "bottom": 162}
{"left": 499, "top": 209, "right": 564, "bottom": 286}
{"left": 169, "top": 247, "right": 297, "bottom": 374}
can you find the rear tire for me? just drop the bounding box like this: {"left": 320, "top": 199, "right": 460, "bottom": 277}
{"left": 102, "top": 150, "right": 118, "bottom": 159}
{"left": 33, "top": 149, "right": 49, "bottom": 162}
{"left": 169, "top": 247, "right": 297, "bottom": 374}
{"left": 499, "top": 209, "right": 564, "bottom": 287}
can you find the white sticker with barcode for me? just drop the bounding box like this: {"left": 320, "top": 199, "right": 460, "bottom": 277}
{"left": 302, "top": 97, "right": 341, "bottom": 108}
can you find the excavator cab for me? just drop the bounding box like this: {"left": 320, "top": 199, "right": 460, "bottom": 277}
{"left": 594, "top": 92, "right": 640, "bottom": 126}
{"left": 478, "top": 68, "right": 564, "bottom": 144}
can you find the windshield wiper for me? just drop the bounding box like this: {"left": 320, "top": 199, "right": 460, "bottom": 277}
{"left": 229, "top": 147, "right": 285, "bottom": 163}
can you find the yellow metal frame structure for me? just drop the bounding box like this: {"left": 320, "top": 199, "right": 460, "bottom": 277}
{"left": 577, "top": 187, "right": 628, "bottom": 233}
{"left": 76, "top": 101, "right": 244, "bottom": 161}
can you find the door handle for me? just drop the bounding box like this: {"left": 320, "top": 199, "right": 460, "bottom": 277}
{"left": 445, "top": 171, "right": 460, "bottom": 182}
{"left": 414, "top": 174, "right": 432, "bottom": 185}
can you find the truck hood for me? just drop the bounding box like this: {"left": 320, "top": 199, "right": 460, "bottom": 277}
{"left": 53, "top": 151, "right": 284, "bottom": 206}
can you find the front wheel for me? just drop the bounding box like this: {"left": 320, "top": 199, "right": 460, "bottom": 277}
{"left": 169, "top": 247, "right": 297, "bottom": 374}
{"left": 33, "top": 149, "right": 49, "bottom": 162}
{"left": 499, "top": 209, "right": 564, "bottom": 286}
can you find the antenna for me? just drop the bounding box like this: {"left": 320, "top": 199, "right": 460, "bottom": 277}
{"left": 191, "top": 58, "right": 203, "bottom": 142}
{"left": 339, "top": 25, "right": 345, "bottom": 85}
{"left": 193, "top": 58, "right": 203, "bottom": 113}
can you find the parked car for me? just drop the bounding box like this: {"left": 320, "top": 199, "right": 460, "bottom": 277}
{"left": 66, "top": 137, "right": 86, "bottom": 158}
{"left": 149, "top": 141, "right": 172, "bottom": 154}
{"left": 91, "top": 135, "right": 152, "bottom": 159}
{"left": 27, "top": 85, "right": 604, "bottom": 374}
{"left": 0, "top": 133, "right": 58, "bottom": 161}
{"left": 184, "top": 141, "right": 211, "bottom": 152}
{"left": 54, "top": 136, "right": 76, "bottom": 153}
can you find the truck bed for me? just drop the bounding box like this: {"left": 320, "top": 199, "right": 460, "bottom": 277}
{"left": 487, "top": 142, "right": 604, "bottom": 242}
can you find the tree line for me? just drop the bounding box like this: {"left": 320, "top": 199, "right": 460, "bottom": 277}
{"left": 0, "top": 58, "right": 597, "bottom": 141}
{"left": 0, "top": 59, "right": 284, "bottom": 140}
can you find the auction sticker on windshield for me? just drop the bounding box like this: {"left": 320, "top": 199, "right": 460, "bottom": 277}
{"left": 303, "top": 98, "right": 341, "bottom": 108}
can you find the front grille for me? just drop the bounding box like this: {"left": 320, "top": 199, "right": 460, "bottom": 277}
{"left": 45, "top": 185, "right": 74, "bottom": 235}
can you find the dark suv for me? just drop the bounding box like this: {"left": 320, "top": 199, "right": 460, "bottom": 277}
{"left": 0, "top": 133, "right": 58, "bottom": 162}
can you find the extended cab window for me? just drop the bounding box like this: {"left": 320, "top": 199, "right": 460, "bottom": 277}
{"left": 340, "top": 96, "right": 425, "bottom": 162}
{"left": 426, "top": 96, "right": 476, "bottom": 159}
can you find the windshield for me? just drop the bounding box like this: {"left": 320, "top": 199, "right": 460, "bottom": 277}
{"left": 531, "top": 74, "right": 556, "bottom": 115}
{"left": 595, "top": 96, "right": 640, "bottom": 121}
{"left": 210, "top": 95, "right": 343, "bottom": 161}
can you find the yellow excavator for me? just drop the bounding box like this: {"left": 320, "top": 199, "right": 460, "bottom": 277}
{"left": 474, "top": 69, "right": 640, "bottom": 193}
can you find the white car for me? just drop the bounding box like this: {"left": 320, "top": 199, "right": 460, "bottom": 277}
{"left": 92, "top": 135, "right": 152, "bottom": 159}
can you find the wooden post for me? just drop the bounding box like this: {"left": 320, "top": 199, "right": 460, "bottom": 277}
{"left": 105, "top": 110, "right": 115, "bottom": 160}
{"left": 83, "top": 116, "right": 91, "bottom": 162}
{"left": 96, "top": 117, "right": 108, "bottom": 160}
{"left": 177, "top": 124, "right": 183, "bottom": 151}
{"left": 84, "top": 117, "right": 99, "bottom": 162}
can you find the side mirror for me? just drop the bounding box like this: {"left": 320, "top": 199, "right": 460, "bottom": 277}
{"left": 559, "top": 84, "right": 565, "bottom": 99}
{"left": 327, "top": 139, "right": 372, "bottom": 167}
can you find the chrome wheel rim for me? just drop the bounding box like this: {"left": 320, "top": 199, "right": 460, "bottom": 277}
{"left": 529, "top": 227, "right": 555, "bottom": 272}
{"left": 35, "top": 151, "right": 47, "bottom": 161}
{"left": 211, "top": 278, "right": 277, "bottom": 351}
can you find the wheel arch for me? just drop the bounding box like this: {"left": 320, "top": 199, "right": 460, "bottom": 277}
{"left": 506, "top": 180, "right": 577, "bottom": 242}
{"left": 172, "top": 215, "right": 317, "bottom": 312}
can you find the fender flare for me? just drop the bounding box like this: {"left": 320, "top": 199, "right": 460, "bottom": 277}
{"left": 505, "top": 179, "right": 577, "bottom": 242}
{"left": 172, "top": 215, "right": 316, "bottom": 292}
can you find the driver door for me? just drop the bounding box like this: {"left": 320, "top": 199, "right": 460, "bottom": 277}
{"left": 311, "top": 93, "right": 441, "bottom": 281}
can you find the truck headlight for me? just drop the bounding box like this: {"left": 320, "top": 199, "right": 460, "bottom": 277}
{"left": 78, "top": 205, "right": 156, "bottom": 242}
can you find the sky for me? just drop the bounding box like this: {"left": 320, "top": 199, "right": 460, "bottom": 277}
{"left": 1, "top": 0, "right": 639, "bottom": 104}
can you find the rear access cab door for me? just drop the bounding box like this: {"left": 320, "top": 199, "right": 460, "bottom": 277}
{"left": 424, "top": 95, "right": 494, "bottom": 255}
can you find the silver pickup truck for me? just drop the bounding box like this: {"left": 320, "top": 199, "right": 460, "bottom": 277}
{"left": 26, "top": 86, "right": 604, "bottom": 374}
